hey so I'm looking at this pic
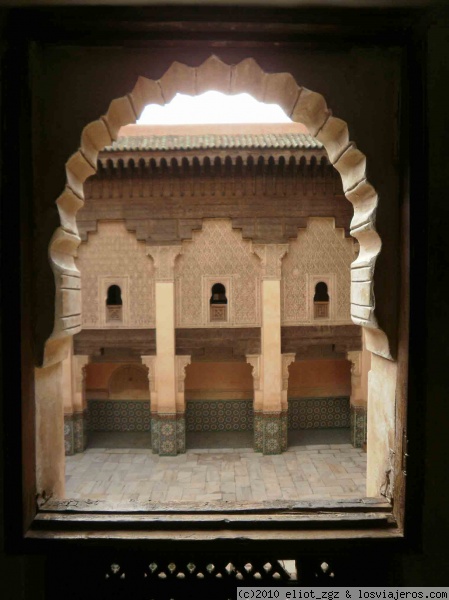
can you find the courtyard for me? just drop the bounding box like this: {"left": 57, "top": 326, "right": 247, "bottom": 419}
{"left": 65, "top": 430, "right": 367, "bottom": 504}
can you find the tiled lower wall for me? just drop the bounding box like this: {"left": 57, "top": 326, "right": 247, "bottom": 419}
{"left": 185, "top": 400, "right": 253, "bottom": 432}
{"left": 87, "top": 400, "right": 151, "bottom": 432}
{"left": 287, "top": 397, "right": 350, "bottom": 429}
{"left": 184, "top": 398, "right": 351, "bottom": 432}
{"left": 85, "top": 397, "right": 351, "bottom": 435}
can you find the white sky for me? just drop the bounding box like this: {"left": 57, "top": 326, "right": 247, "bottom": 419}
{"left": 137, "top": 91, "right": 291, "bottom": 125}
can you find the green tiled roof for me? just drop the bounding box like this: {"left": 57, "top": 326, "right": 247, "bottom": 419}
{"left": 104, "top": 133, "right": 323, "bottom": 152}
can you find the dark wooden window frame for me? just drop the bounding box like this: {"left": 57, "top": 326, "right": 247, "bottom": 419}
{"left": 0, "top": 5, "right": 427, "bottom": 556}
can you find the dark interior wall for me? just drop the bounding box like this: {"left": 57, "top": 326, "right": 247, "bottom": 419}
{"left": 31, "top": 40, "right": 401, "bottom": 365}
{"left": 2, "top": 4, "right": 449, "bottom": 594}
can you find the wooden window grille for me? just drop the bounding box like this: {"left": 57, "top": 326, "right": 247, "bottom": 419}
{"left": 314, "top": 301, "right": 329, "bottom": 319}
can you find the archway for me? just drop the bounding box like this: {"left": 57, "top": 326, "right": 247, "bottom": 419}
{"left": 85, "top": 364, "right": 151, "bottom": 448}
{"left": 47, "top": 56, "right": 387, "bottom": 364}
{"left": 36, "top": 56, "right": 393, "bottom": 499}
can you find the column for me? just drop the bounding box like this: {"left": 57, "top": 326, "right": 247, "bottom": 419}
{"left": 348, "top": 346, "right": 369, "bottom": 449}
{"left": 147, "top": 245, "right": 183, "bottom": 455}
{"left": 253, "top": 244, "right": 289, "bottom": 454}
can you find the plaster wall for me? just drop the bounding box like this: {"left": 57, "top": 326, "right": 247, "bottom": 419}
{"left": 62, "top": 347, "right": 73, "bottom": 414}
{"left": 361, "top": 330, "right": 372, "bottom": 403}
{"left": 85, "top": 362, "right": 150, "bottom": 400}
{"left": 288, "top": 359, "right": 351, "bottom": 398}
{"left": 185, "top": 362, "right": 253, "bottom": 400}
{"left": 108, "top": 364, "right": 149, "bottom": 399}
{"left": 35, "top": 363, "right": 65, "bottom": 498}
{"left": 85, "top": 363, "right": 118, "bottom": 392}
{"left": 366, "top": 353, "right": 397, "bottom": 496}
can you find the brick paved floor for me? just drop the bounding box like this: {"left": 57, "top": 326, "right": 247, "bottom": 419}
{"left": 65, "top": 430, "right": 367, "bottom": 503}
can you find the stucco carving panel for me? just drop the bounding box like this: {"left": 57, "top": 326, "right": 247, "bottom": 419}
{"left": 175, "top": 219, "right": 261, "bottom": 327}
{"left": 76, "top": 222, "right": 155, "bottom": 328}
{"left": 282, "top": 218, "right": 355, "bottom": 325}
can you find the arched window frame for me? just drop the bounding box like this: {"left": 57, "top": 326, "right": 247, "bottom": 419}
{"left": 100, "top": 276, "right": 129, "bottom": 326}
{"left": 309, "top": 274, "right": 335, "bottom": 322}
{"left": 209, "top": 282, "right": 228, "bottom": 322}
{"left": 105, "top": 284, "right": 123, "bottom": 323}
{"left": 203, "top": 275, "right": 232, "bottom": 326}
{"left": 9, "top": 43, "right": 415, "bottom": 549}
{"left": 313, "top": 280, "right": 330, "bottom": 319}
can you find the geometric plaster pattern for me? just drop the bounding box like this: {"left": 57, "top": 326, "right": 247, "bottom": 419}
{"left": 76, "top": 222, "right": 155, "bottom": 328}
{"left": 175, "top": 219, "right": 260, "bottom": 327}
{"left": 47, "top": 55, "right": 387, "bottom": 367}
{"left": 282, "top": 218, "right": 355, "bottom": 324}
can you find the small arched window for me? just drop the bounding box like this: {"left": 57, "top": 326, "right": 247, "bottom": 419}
{"left": 106, "top": 285, "right": 123, "bottom": 322}
{"left": 210, "top": 283, "right": 228, "bottom": 322}
{"left": 106, "top": 284, "right": 122, "bottom": 306}
{"left": 313, "top": 281, "right": 329, "bottom": 319}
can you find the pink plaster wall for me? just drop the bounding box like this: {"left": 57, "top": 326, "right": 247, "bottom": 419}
{"left": 185, "top": 362, "right": 253, "bottom": 400}
{"left": 85, "top": 363, "right": 118, "bottom": 390}
{"left": 288, "top": 359, "right": 351, "bottom": 397}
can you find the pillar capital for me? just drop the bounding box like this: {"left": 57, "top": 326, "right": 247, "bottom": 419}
{"left": 147, "top": 245, "right": 182, "bottom": 281}
{"left": 253, "top": 243, "right": 289, "bottom": 280}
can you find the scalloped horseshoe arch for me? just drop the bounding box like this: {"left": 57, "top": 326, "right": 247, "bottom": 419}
{"left": 45, "top": 55, "right": 391, "bottom": 367}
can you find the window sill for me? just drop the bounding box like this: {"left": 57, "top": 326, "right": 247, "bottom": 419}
{"left": 26, "top": 496, "right": 401, "bottom": 546}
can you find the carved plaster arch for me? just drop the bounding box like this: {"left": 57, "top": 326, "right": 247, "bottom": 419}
{"left": 45, "top": 55, "right": 389, "bottom": 367}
